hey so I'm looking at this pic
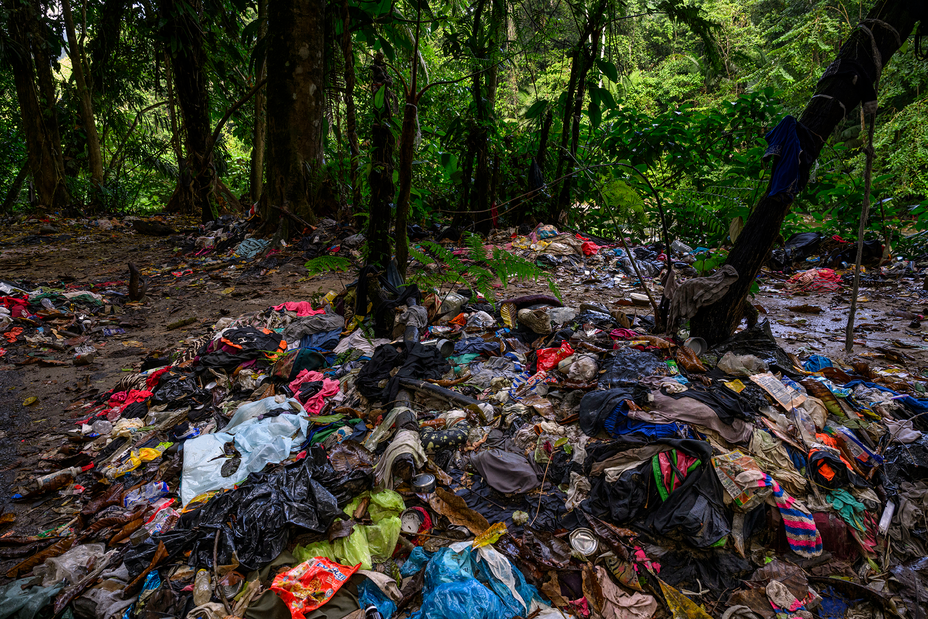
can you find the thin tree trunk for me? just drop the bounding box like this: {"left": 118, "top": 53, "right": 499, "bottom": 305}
{"left": 5, "top": 1, "right": 70, "bottom": 210}
{"left": 556, "top": 35, "right": 598, "bottom": 217}
{"left": 341, "top": 0, "right": 361, "bottom": 210}
{"left": 690, "top": 0, "right": 919, "bottom": 344}
{"left": 160, "top": 0, "right": 215, "bottom": 223}
{"left": 393, "top": 10, "right": 425, "bottom": 278}
{"left": 1, "top": 165, "right": 29, "bottom": 213}
{"left": 551, "top": 48, "right": 579, "bottom": 219}
{"left": 62, "top": 0, "right": 104, "bottom": 187}
{"left": 260, "top": 0, "right": 326, "bottom": 231}
{"left": 366, "top": 52, "right": 396, "bottom": 270}
{"left": 469, "top": 0, "right": 490, "bottom": 233}
{"left": 250, "top": 0, "right": 268, "bottom": 204}
{"left": 163, "top": 52, "right": 184, "bottom": 170}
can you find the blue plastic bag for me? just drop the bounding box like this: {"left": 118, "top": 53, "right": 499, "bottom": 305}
{"left": 411, "top": 580, "right": 508, "bottom": 619}
{"left": 358, "top": 578, "right": 397, "bottom": 619}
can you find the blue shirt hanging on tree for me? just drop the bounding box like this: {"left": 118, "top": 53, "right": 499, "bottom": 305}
{"left": 763, "top": 115, "right": 818, "bottom": 200}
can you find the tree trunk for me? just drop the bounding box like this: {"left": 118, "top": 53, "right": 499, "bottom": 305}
{"left": 62, "top": 0, "right": 104, "bottom": 187}
{"left": 556, "top": 29, "right": 600, "bottom": 219}
{"left": 249, "top": 0, "right": 268, "bottom": 204}
{"left": 690, "top": 0, "right": 921, "bottom": 344}
{"left": 163, "top": 51, "right": 184, "bottom": 170}
{"left": 388, "top": 3, "right": 424, "bottom": 277}
{"left": 551, "top": 47, "right": 580, "bottom": 220}
{"left": 1, "top": 165, "right": 29, "bottom": 213}
{"left": 469, "top": 0, "right": 490, "bottom": 233}
{"left": 5, "top": 0, "right": 70, "bottom": 211}
{"left": 261, "top": 0, "right": 327, "bottom": 231}
{"left": 160, "top": 0, "right": 216, "bottom": 223}
{"left": 366, "top": 53, "right": 396, "bottom": 270}
{"left": 341, "top": 0, "right": 361, "bottom": 211}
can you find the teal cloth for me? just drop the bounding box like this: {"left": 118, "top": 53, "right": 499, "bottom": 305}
{"left": 827, "top": 489, "right": 866, "bottom": 532}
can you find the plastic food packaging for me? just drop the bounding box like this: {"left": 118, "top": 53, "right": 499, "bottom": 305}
{"left": 124, "top": 481, "right": 170, "bottom": 509}
{"left": 270, "top": 557, "right": 360, "bottom": 619}
{"left": 536, "top": 341, "right": 574, "bottom": 372}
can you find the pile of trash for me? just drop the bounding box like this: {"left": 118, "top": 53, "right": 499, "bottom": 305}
{"left": 2, "top": 221, "right": 928, "bottom": 619}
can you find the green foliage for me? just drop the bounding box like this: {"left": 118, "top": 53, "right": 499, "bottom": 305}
{"left": 407, "top": 237, "right": 562, "bottom": 305}
{"left": 304, "top": 256, "right": 353, "bottom": 277}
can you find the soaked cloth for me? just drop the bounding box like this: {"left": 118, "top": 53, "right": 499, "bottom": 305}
{"left": 273, "top": 301, "right": 326, "bottom": 316}
{"left": 749, "top": 430, "right": 807, "bottom": 495}
{"left": 469, "top": 449, "right": 540, "bottom": 494}
{"left": 374, "top": 430, "right": 426, "bottom": 489}
{"left": 585, "top": 439, "right": 730, "bottom": 547}
{"left": 661, "top": 382, "right": 753, "bottom": 424}
{"left": 885, "top": 418, "right": 924, "bottom": 444}
{"left": 638, "top": 391, "right": 754, "bottom": 444}
{"left": 604, "top": 400, "right": 684, "bottom": 440}
{"left": 653, "top": 450, "right": 700, "bottom": 501}
{"left": 746, "top": 472, "right": 822, "bottom": 558}
{"left": 333, "top": 331, "right": 392, "bottom": 357}
{"left": 595, "top": 565, "right": 658, "bottom": 619}
{"left": 289, "top": 370, "right": 340, "bottom": 414}
{"left": 578, "top": 387, "right": 649, "bottom": 437}
{"left": 590, "top": 444, "right": 673, "bottom": 478}
{"left": 784, "top": 268, "right": 842, "bottom": 293}
{"left": 0, "top": 579, "right": 65, "bottom": 619}
{"left": 826, "top": 489, "right": 866, "bottom": 532}
{"left": 282, "top": 313, "right": 345, "bottom": 344}
{"left": 845, "top": 379, "right": 928, "bottom": 414}
{"left": 667, "top": 265, "right": 739, "bottom": 331}
{"left": 356, "top": 343, "right": 450, "bottom": 404}
{"left": 763, "top": 115, "right": 817, "bottom": 200}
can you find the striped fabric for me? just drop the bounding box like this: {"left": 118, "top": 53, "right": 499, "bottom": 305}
{"left": 751, "top": 473, "right": 822, "bottom": 558}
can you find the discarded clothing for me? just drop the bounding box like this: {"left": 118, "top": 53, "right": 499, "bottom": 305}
{"left": 470, "top": 449, "right": 540, "bottom": 494}
{"left": 273, "top": 301, "right": 326, "bottom": 316}
{"left": 763, "top": 115, "right": 817, "bottom": 199}
{"left": 667, "top": 264, "right": 739, "bottom": 330}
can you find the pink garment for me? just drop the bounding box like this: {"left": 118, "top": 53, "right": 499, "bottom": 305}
{"left": 109, "top": 389, "right": 153, "bottom": 408}
{"left": 273, "top": 302, "right": 325, "bottom": 317}
{"left": 288, "top": 370, "right": 340, "bottom": 415}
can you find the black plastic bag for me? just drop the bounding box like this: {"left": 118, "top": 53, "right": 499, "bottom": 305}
{"left": 177, "top": 448, "right": 341, "bottom": 571}
{"left": 599, "top": 348, "right": 665, "bottom": 387}
{"left": 768, "top": 232, "right": 822, "bottom": 271}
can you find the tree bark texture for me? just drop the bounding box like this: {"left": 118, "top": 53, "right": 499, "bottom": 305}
{"left": 62, "top": 0, "right": 104, "bottom": 187}
{"left": 690, "top": 0, "right": 922, "bottom": 344}
{"left": 249, "top": 0, "right": 268, "bottom": 204}
{"left": 5, "top": 0, "right": 70, "bottom": 210}
{"left": 366, "top": 53, "right": 396, "bottom": 270}
{"left": 261, "top": 0, "right": 326, "bottom": 228}
{"left": 160, "top": 0, "right": 216, "bottom": 223}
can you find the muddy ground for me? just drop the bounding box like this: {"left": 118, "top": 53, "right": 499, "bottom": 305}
{"left": 1, "top": 217, "right": 926, "bottom": 567}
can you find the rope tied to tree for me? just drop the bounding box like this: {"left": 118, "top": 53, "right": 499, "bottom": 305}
{"left": 811, "top": 94, "right": 847, "bottom": 120}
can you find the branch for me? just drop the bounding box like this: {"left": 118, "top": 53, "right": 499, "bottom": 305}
{"left": 203, "top": 77, "right": 268, "bottom": 162}
{"left": 104, "top": 100, "right": 169, "bottom": 181}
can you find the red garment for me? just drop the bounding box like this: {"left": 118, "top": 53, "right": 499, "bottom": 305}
{"left": 108, "top": 389, "right": 153, "bottom": 410}
{"left": 146, "top": 367, "right": 173, "bottom": 390}
{"left": 581, "top": 241, "right": 600, "bottom": 256}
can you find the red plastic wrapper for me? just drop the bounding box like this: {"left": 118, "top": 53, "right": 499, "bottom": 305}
{"left": 536, "top": 341, "right": 575, "bottom": 372}
{"left": 581, "top": 241, "right": 600, "bottom": 256}
{"left": 270, "top": 557, "right": 360, "bottom": 618}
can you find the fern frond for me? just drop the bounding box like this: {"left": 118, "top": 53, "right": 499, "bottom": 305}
{"left": 304, "top": 256, "right": 353, "bottom": 277}
{"left": 463, "top": 232, "right": 488, "bottom": 263}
